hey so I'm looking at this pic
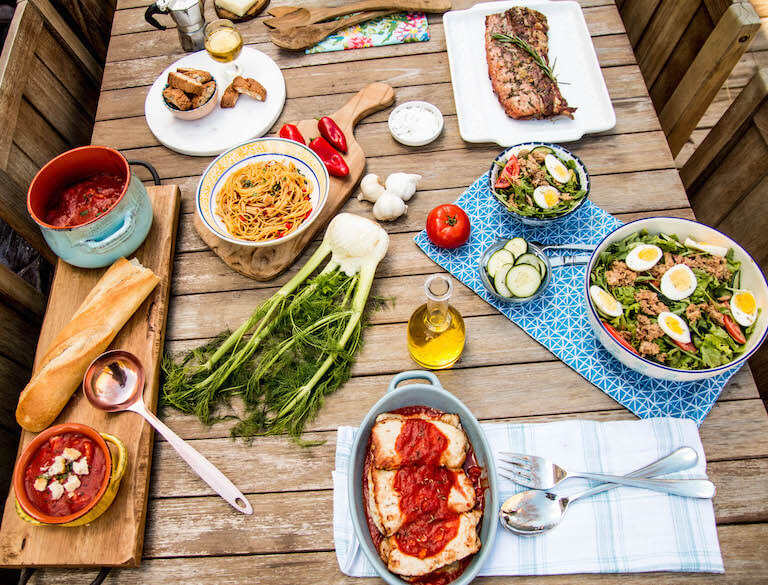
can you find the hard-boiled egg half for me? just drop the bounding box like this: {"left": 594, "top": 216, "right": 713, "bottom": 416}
{"left": 533, "top": 185, "right": 561, "bottom": 209}
{"left": 590, "top": 285, "right": 623, "bottom": 317}
{"left": 660, "top": 264, "right": 697, "bottom": 300}
{"left": 625, "top": 244, "right": 663, "bottom": 272}
{"left": 730, "top": 290, "right": 758, "bottom": 327}
{"left": 684, "top": 237, "right": 728, "bottom": 258}
{"left": 657, "top": 311, "right": 691, "bottom": 344}
{"left": 544, "top": 154, "right": 570, "bottom": 184}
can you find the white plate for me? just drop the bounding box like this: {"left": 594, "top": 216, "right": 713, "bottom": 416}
{"left": 444, "top": 0, "right": 615, "bottom": 146}
{"left": 144, "top": 47, "right": 286, "bottom": 156}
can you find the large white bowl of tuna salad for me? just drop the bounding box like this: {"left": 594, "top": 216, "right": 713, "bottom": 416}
{"left": 584, "top": 217, "right": 768, "bottom": 382}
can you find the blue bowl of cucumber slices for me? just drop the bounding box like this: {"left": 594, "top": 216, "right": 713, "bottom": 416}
{"left": 480, "top": 237, "right": 550, "bottom": 302}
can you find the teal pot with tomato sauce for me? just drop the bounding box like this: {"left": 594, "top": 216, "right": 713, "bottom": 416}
{"left": 348, "top": 371, "right": 498, "bottom": 585}
{"left": 27, "top": 146, "right": 158, "bottom": 268}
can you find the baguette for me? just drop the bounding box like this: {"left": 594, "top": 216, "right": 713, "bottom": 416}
{"left": 16, "top": 258, "right": 160, "bottom": 432}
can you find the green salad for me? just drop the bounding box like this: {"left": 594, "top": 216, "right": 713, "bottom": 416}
{"left": 589, "top": 229, "right": 760, "bottom": 370}
{"left": 492, "top": 146, "right": 588, "bottom": 218}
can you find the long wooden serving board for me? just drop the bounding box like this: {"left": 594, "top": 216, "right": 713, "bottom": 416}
{"left": 195, "top": 82, "right": 396, "bottom": 280}
{"left": 0, "top": 185, "right": 180, "bottom": 568}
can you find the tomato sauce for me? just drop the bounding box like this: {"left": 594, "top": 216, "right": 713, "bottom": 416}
{"left": 24, "top": 432, "right": 107, "bottom": 517}
{"left": 363, "top": 406, "right": 486, "bottom": 585}
{"left": 44, "top": 172, "right": 126, "bottom": 227}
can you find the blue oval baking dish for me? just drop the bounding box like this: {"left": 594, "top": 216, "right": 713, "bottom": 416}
{"left": 347, "top": 370, "right": 498, "bottom": 585}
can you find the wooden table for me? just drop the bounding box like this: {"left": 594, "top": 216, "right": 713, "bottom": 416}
{"left": 28, "top": 0, "right": 768, "bottom": 582}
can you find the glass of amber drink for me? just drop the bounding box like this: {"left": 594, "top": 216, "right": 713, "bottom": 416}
{"left": 204, "top": 19, "right": 244, "bottom": 79}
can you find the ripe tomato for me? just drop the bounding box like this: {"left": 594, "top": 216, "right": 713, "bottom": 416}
{"left": 724, "top": 315, "right": 747, "bottom": 344}
{"left": 602, "top": 322, "right": 637, "bottom": 354}
{"left": 493, "top": 155, "right": 520, "bottom": 190}
{"left": 673, "top": 340, "right": 697, "bottom": 353}
{"left": 426, "top": 204, "right": 471, "bottom": 249}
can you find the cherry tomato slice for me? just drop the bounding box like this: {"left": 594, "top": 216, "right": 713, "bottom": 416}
{"left": 602, "top": 322, "right": 637, "bottom": 354}
{"left": 673, "top": 340, "right": 697, "bottom": 353}
{"left": 426, "top": 204, "right": 471, "bottom": 249}
{"left": 724, "top": 315, "right": 747, "bottom": 344}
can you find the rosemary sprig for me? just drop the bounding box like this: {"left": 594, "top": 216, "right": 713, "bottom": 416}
{"left": 492, "top": 33, "right": 557, "bottom": 83}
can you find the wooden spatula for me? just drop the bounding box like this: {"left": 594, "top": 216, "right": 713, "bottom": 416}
{"left": 269, "top": 10, "right": 401, "bottom": 49}
{"left": 264, "top": 0, "right": 451, "bottom": 30}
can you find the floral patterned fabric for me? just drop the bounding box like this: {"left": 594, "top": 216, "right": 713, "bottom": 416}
{"left": 305, "top": 12, "right": 429, "bottom": 54}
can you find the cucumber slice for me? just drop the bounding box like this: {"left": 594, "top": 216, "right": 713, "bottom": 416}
{"left": 503, "top": 237, "right": 528, "bottom": 259}
{"left": 536, "top": 258, "right": 548, "bottom": 277}
{"left": 486, "top": 249, "right": 515, "bottom": 278}
{"left": 531, "top": 146, "right": 554, "bottom": 157}
{"left": 515, "top": 253, "right": 542, "bottom": 274}
{"left": 494, "top": 264, "right": 514, "bottom": 297}
{"left": 506, "top": 264, "right": 542, "bottom": 298}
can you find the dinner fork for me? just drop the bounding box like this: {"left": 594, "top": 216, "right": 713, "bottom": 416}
{"left": 498, "top": 450, "right": 716, "bottom": 498}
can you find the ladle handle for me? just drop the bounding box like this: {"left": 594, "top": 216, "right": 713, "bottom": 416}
{"left": 133, "top": 404, "right": 253, "bottom": 514}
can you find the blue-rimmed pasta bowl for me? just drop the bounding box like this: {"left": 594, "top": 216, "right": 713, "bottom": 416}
{"left": 196, "top": 137, "right": 329, "bottom": 247}
{"left": 489, "top": 142, "right": 590, "bottom": 227}
{"left": 585, "top": 217, "right": 768, "bottom": 381}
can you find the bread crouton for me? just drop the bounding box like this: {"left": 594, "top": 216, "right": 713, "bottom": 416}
{"left": 176, "top": 67, "right": 213, "bottom": 84}
{"left": 232, "top": 76, "right": 267, "bottom": 101}
{"left": 220, "top": 83, "right": 240, "bottom": 108}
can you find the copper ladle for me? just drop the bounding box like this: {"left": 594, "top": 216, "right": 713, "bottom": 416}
{"left": 83, "top": 350, "right": 253, "bottom": 515}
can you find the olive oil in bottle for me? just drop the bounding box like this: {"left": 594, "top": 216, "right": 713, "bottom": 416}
{"left": 407, "top": 274, "right": 466, "bottom": 369}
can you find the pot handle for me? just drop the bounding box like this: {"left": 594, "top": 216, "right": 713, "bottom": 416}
{"left": 127, "top": 159, "right": 161, "bottom": 186}
{"left": 77, "top": 209, "right": 136, "bottom": 253}
{"left": 387, "top": 370, "right": 442, "bottom": 393}
{"left": 144, "top": 3, "right": 169, "bottom": 31}
{"left": 101, "top": 433, "right": 128, "bottom": 487}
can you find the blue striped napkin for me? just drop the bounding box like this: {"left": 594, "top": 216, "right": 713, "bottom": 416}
{"left": 413, "top": 172, "right": 737, "bottom": 425}
{"left": 333, "top": 417, "right": 723, "bottom": 576}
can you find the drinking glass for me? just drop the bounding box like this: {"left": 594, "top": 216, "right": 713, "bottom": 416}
{"left": 204, "top": 19, "right": 244, "bottom": 79}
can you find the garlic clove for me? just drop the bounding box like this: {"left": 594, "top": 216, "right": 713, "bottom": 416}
{"left": 372, "top": 190, "right": 408, "bottom": 221}
{"left": 385, "top": 173, "right": 422, "bottom": 201}
{"left": 358, "top": 173, "right": 386, "bottom": 203}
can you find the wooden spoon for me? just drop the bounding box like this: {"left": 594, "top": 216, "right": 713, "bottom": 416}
{"left": 269, "top": 10, "right": 399, "bottom": 49}
{"left": 264, "top": 0, "right": 451, "bottom": 30}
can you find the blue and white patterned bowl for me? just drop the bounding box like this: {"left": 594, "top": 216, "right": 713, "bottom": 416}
{"left": 489, "top": 142, "right": 590, "bottom": 227}
{"left": 196, "top": 138, "right": 329, "bottom": 247}
{"left": 585, "top": 217, "right": 768, "bottom": 382}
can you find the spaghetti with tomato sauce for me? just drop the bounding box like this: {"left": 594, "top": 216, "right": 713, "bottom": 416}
{"left": 363, "top": 406, "right": 485, "bottom": 585}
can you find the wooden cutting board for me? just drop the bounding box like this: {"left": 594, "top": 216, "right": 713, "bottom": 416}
{"left": 195, "top": 82, "right": 395, "bottom": 281}
{"left": 0, "top": 185, "right": 180, "bottom": 568}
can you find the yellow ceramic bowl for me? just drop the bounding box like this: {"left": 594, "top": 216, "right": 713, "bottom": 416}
{"left": 196, "top": 137, "right": 330, "bottom": 247}
{"left": 14, "top": 424, "right": 127, "bottom": 527}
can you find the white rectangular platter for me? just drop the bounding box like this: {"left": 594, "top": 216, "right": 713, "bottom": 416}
{"left": 444, "top": 0, "right": 616, "bottom": 146}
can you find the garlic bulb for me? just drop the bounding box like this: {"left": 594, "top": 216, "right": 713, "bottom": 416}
{"left": 385, "top": 173, "right": 422, "bottom": 201}
{"left": 372, "top": 190, "right": 408, "bottom": 221}
{"left": 357, "top": 174, "right": 385, "bottom": 203}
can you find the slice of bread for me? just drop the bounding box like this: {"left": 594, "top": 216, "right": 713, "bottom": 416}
{"left": 163, "top": 87, "right": 192, "bottom": 111}
{"left": 191, "top": 81, "right": 216, "bottom": 109}
{"left": 168, "top": 71, "right": 205, "bottom": 95}
{"left": 176, "top": 67, "right": 213, "bottom": 84}
{"left": 220, "top": 83, "right": 240, "bottom": 108}
{"left": 232, "top": 76, "right": 267, "bottom": 101}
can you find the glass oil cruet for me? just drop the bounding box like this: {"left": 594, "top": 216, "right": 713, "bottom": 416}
{"left": 407, "top": 274, "right": 466, "bottom": 369}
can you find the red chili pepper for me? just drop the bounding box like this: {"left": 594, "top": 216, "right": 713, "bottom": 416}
{"left": 724, "top": 315, "right": 747, "bottom": 344}
{"left": 318, "top": 117, "right": 347, "bottom": 153}
{"left": 673, "top": 340, "right": 697, "bottom": 353}
{"left": 602, "top": 322, "right": 638, "bottom": 354}
{"left": 278, "top": 124, "right": 305, "bottom": 144}
{"left": 309, "top": 136, "right": 349, "bottom": 177}
{"left": 285, "top": 222, "right": 292, "bottom": 229}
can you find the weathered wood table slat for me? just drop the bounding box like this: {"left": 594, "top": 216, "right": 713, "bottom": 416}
{"left": 27, "top": 0, "right": 768, "bottom": 581}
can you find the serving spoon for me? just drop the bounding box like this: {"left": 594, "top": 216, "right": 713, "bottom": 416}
{"left": 83, "top": 350, "right": 253, "bottom": 515}
{"left": 499, "top": 447, "right": 702, "bottom": 536}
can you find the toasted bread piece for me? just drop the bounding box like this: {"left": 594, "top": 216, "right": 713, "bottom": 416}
{"left": 232, "top": 76, "right": 267, "bottom": 101}
{"left": 163, "top": 87, "right": 193, "bottom": 111}
{"left": 176, "top": 67, "right": 213, "bottom": 84}
{"left": 191, "top": 81, "right": 216, "bottom": 109}
{"left": 220, "top": 83, "right": 240, "bottom": 108}
{"left": 168, "top": 71, "right": 204, "bottom": 95}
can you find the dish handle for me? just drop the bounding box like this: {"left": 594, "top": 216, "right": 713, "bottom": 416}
{"left": 102, "top": 432, "right": 128, "bottom": 487}
{"left": 387, "top": 370, "right": 442, "bottom": 392}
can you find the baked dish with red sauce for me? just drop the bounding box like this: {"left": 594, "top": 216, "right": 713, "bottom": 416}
{"left": 363, "top": 406, "right": 485, "bottom": 585}
{"left": 23, "top": 431, "right": 108, "bottom": 518}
